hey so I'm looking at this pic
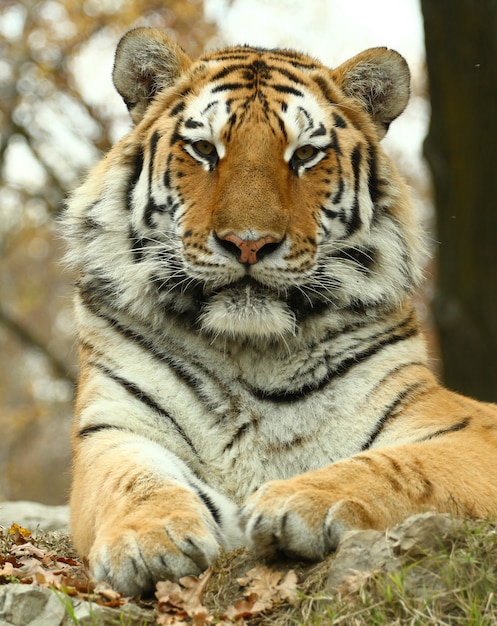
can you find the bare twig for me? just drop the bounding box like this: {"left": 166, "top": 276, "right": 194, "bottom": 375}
{"left": 0, "top": 306, "right": 76, "bottom": 385}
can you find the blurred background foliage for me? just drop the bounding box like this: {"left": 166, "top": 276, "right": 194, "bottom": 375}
{"left": 0, "top": 0, "right": 214, "bottom": 503}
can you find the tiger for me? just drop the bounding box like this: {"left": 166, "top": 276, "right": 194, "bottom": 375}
{"left": 62, "top": 27, "right": 497, "bottom": 597}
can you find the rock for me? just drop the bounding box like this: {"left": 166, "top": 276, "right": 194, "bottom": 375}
{"left": 0, "top": 502, "right": 69, "bottom": 532}
{"left": 327, "top": 512, "right": 460, "bottom": 590}
{"left": 0, "top": 585, "right": 155, "bottom": 626}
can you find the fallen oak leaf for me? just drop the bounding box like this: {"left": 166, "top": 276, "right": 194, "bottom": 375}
{"left": 56, "top": 556, "right": 80, "bottom": 567}
{"left": 59, "top": 572, "right": 96, "bottom": 595}
{"left": 177, "top": 569, "right": 212, "bottom": 615}
{"left": 156, "top": 579, "right": 185, "bottom": 612}
{"left": 0, "top": 554, "right": 24, "bottom": 569}
{"left": 275, "top": 569, "right": 299, "bottom": 604}
{"left": 156, "top": 569, "right": 212, "bottom": 621}
{"left": 10, "top": 542, "right": 48, "bottom": 559}
{"left": 93, "top": 584, "right": 130, "bottom": 607}
{"left": 237, "top": 565, "right": 299, "bottom": 606}
{"left": 0, "top": 562, "right": 15, "bottom": 578}
{"left": 336, "top": 569, "right": 376, "bottom": 596}
{"left": 94, "top": 582, "right": 123, "bottom": 603}
{"left": 222, "top": 593, "right": 269, "bottom": 621}
{"left": 237, "top": 565, "right": 282, "bottom": 599}
{"left": 41, "top": 552, "right": 58, "bottom": 568}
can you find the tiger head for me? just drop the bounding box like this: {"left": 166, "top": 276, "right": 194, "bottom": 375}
{"left": 65, "top": 28, "right": 423, "bottom": 343}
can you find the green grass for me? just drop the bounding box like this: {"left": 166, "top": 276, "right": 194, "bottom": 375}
{"left": 283, "top": 518, "right": 497, "bottom": 626}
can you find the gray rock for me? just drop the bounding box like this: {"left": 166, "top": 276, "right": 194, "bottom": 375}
{"left": 0, "top": 585, "right": 155, "bottom": 626}
{"left": 327, "top": 512, "right": 460, "bottom": 590}
{"left": 0, "top": 501, "right": 69, "bottom": 532}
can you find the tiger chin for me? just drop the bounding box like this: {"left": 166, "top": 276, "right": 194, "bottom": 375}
{"left": 62, "top": 26, "right": 497, "bottom": 597}
{"left": 199, "top": 283, "right": 297, "bottom": 341}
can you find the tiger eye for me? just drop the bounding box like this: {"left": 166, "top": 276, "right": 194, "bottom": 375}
{"left": 193, "top": 140, "right": 216, "bottom": 157}
{"left": 294, "top": 145, "right": 318, "bottom": 162}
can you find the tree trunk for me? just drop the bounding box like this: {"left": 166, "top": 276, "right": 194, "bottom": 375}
{"left": 421, "top": 0, "right": 497, "bottom": 401}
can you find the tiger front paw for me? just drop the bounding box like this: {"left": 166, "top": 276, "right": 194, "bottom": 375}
{"left": 89, "top": 500, "right": 222, "bottom": 596}
{"left": 241, "top": 478, "right": 368, "bottom": 561}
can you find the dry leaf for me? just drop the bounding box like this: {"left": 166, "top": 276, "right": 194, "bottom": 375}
{"left": 223, "top": 594, "right": 269, "bottom": 621}
{"left": 275, "top": 569, "right": 299, "bottom": 603}
{"left": 221, "top": 566, "right": 299, "bottom": 622}
{"left": 11, "top": 542, "right": 48, "bottom": 559}
{"left": 94, "top": 582, "right": 123, "bottom": 602}
{"left": 236, "top": 565, "right": 299, "bottom": 606}
{"left": 0, "top": 562, "right": 14, "bottom": 578}
{"left": 156, "top": 569, "right": 213, "bottom": 624}
{"left": 56, "top": 556, "right": 80, "bottom": 567}
{"left": 8, "top": 524, "right": 31, "bottom": 541}
{"left": 336, "top": 569, "right": 375, "bottom": 596}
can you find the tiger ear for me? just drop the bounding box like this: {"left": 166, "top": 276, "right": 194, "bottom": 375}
{"left": 112, "top": 27, "right": 192, "bottom": 124}
{"left": 333, "top": 47, "right": 410, "bottom": 138}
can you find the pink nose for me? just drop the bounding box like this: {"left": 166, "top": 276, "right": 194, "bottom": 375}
{"left": 220, "top": 233, "right": 280, "bottom": 264}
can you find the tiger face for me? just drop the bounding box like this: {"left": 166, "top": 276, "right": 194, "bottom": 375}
{"left": 67, "top": 28, "right": 421, "bottom": 343}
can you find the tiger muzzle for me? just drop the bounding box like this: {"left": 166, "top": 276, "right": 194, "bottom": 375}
{"left": 217, "top": 232, "right": 283, "bottom": 265}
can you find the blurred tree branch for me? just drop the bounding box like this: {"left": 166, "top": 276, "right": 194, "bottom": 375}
{"left": 0, "top": 306, "right": 76, "bottom": 385}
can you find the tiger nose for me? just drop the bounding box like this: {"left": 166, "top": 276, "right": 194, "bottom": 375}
{"left": 216, "top": 232, "right": 282, "bottom": 264}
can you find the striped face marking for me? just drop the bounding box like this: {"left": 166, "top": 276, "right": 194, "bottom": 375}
{"left": 100, "top": 45, "right": 416, "bottom": 340}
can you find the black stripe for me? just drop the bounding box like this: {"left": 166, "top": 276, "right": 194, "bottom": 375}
{"left": 266, "top": 51, "right": 320, "bottom": 69}
{"left": 332, "top": 162, "right": 344, "bottom": 204}
{"left": 297, "top": 106, "right": 313, "bottom": 131}
{"left": 223, "top": 421, "right": 252, "bottom": 453}
{"left": 149, "top": 131, "right": 160, "bottom": 184}
{"left": 78, "top": 424, "right": 128, "bottom": 438}
{"left": 211, "top": 64, "right": 248, "bottom": 81}
{"left": 333, "top": 113, "right": 347, "bottom": 128}
{"left": 126, "top": 147, "right": 144, "bottom": 211}
{"left": 422, "top": 417, "right": 471, "bottom": 441}
{"left": 347, "top": 145, "right": 363, "bottom": 236}
{"left": 184, "top": 118, "right": 204, "bottom": 129}
{"left": 276, "top": 114, "right": 287, "bottom": 141}
{"left": 143, "top": 132, "right": 160, "bottom": 227}
{"left": 270, "top": 84, "right": 304, "bottom": 97}
{"left": 164, "top": 153, "right": 173, "bottom": 189}
{"left": 170, "top": 101, "right": 186, "bottom": 117}
{"left": 207, "top": 52, "right": 254, "bottom": 62}
{"left": 331, "top": 246, "right": 376, "bottom": 274}
{"left": 360, "top": 382, "right": 427, "bottom": 451}
{"left": 313, "top": 76, "right": 338, "bottom": 105}
{"left": 322, "top": 206, "right": 339, "bottom": 219}
{"left": 91, "top": 361, "right": 200, "bottom": 458}
{"left": 144, "top": 196, "right": 165, "bottom": 228}
{"left": 248, "top": 316, "right": 419, "bottom": 403}
{"left": 311, "top": 122, "right": 326, "bottom": 138}
{"left": 192, "top": 487, "right": 222, "bottom": 526}
{"left": 366, "top": 142, "right": 381, "bottom": 206}
{"left": 212, "top": 82, "right": 247, "bottom": 93}
{"left": 273, "top": 66, "right": 308, "bottom": 84}
{"left": 329, "top": 129, "right": 342, "bottom": 155}
{"left": 129, "top": 226, "right": 147, "bottom": 263}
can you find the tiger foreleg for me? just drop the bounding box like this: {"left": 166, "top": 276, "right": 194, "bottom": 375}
{"left": 70, "top": 431, "right": 242, "bottom": 596}
{"left": 241, "top": 438, "right": 497, "bottom": 560}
